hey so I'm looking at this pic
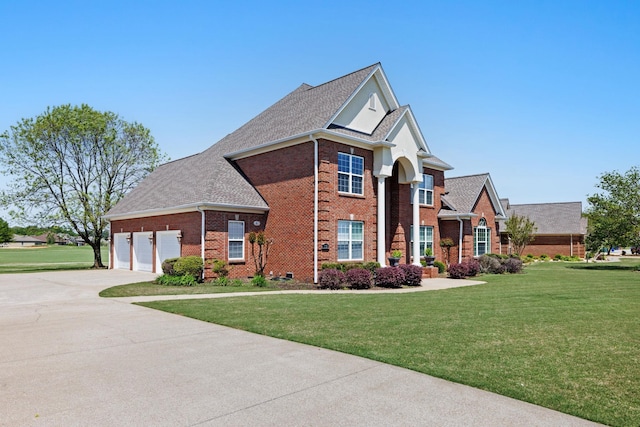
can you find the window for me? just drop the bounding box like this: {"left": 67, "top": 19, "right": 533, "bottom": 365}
{"left": 410, "top": 225, "right": 434, "bottom": 257}
{"left": 474, "top": 218, "right": 491, "bottom": 256}
{"left": 418, "top": 174, "right": 434, "bottom": 205}
{"left": 338, "top": 152, "right": 364, "bottom": 195}
{"left": 228, "top": 220, "right": 245, "bottom": 260}
{"left": 338, "top": 220, "right": 363, "bottom": 261}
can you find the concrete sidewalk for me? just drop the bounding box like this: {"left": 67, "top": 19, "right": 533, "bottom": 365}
{"left": 0, "top": 270, "right": 601, "bottom": 426}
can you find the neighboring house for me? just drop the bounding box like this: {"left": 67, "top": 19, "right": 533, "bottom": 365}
{"left": 499, "top": 201, "right": 587, "bottom": 258}
{"left": 9, "top": 235, "right": 46, "bottom": 247}
{"left": 439, "top": 174, "right": 507, "bottom": 263}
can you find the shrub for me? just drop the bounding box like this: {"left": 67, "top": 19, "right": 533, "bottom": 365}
{"left": 375, "top": 267, "right": 405, "bottom": 288}
{"left": 155, "top": 274, "right": 198, "bottom": 287}
{"left": 174, "top": 256, "right": 204, "bottom": 281}
{"left": 433, "top": 260, "right": 446, "bottom": 274}
{"left": 321, "top": 262, "right": 344, "bottom": 271}
{"left": 251, "top": 275, "right": 269, "bottom": 287}
{"left": 539, "top": 254, "right": 549, "bottom": 261}
{"left": 213, "top": 276, "right": 230, "bottom": 286}
{"left": 345, "top": 268, "right": 372, "bottom": 289}
{"left": 503, "top": 257, "right": 524, "bottom": 274}
{"left": 318, "top": 269, "right": 345, "bottom": 290}
{"left": 211, "top": 259, "right": 230, "bottom": 278}
{"left": 479, "top": 254, "right": 502, "bottom": 274}
{"left": 447, "top": 263, "right": 469, "bottom": 279}
{"left": 465, "top": 259, "right": 481, "bottom": 277}
{"left": 362, "top": 261, "right": 381, "bottom": 272}
{"left": 161, "top": 257, "right": 179, "bottom": 275}
{"left": 399, "top": 264, "right": 423, "bottom": 286}
{"left": 554, "top": 254, "right": 564, "bottom": 261}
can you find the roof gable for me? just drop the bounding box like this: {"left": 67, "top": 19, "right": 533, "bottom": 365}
{"left": 440, "top": 173, "right": 506, "bottom": 219}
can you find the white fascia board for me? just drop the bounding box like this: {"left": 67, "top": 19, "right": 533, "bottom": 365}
{"left": 422, "top": 157, "right": 454, "bottom": 171}
{"left": 322, "top": 65, "right": 401, "bottom": 129}
{"left": 483, "top": 175, "right": 507, "bottom": 218}
{"left": 103, "top": 203, "right": 269, "bottom": 221}
{"left": 438, "top": 213, "right": 477, "bottom": 220}
{"left": 225, "top": 129, "right": 392, "bottom": 160}
{"left": 382, "top": 107, "right": 429, "bottom": 153}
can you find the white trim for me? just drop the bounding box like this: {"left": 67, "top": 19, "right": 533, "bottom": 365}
{"left": 228, "top": 220, "right": 245, "bottom": 261}
{"left": 104, "top": 202, "right": 269, "bottom": 221}
{"left": 383, "top": 108, "right": 430, "bottom": 153}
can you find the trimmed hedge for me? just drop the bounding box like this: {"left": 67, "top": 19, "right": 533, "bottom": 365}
{"left": 399, "top": 264, "right": 423, "bottom": 286}
{"left": 345, "top": 268, "right": 372, "bottom": 289}
{"left": 318, "top": 269, "right": 345, "bottom": 290}
{"left": 375, "top": 267, "right": 405, "bottom": 288}
{"left": 174, "top": 256, "right": 204, "bottom": 282}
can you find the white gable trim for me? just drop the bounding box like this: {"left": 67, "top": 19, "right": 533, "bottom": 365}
{"left": 383, "top": 107, "right": 430, "bottom": 153}
{"left": 481, "top": 175, "right": 507, "bottom": 219}
{"left": 323, "top": 65, "right": 400, "bottom": 129}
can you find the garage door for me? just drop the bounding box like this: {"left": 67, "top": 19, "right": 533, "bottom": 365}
{"left": 133, "top": 232, "right": 154, "bottom": 272}
{"left": 156, "top": 230, "right": 181, "bottom": 273}
{"left": 113, "top": 233, "right": 131, "bottom": 270}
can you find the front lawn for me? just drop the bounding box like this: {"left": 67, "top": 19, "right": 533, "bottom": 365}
{"left": 139, "top": 260, "right": 640, "bottom": 426}
{"left": 98, "top": 280, "right": 313, "bottom": 297}
{"left": 0, "top": 245, "right": 109, "bottom": 273}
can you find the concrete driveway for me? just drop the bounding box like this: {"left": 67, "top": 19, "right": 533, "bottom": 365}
{"left": 0, "top": 270, "right": 601, "bottom": 426}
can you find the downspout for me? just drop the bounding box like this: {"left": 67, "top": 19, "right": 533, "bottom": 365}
{"left": 196, "top": 205, "right": 205, "bottom": 280}
{"left": 457, "top": 216, "right": 464, "bottom": 263}
{"left": 310, "top": 134, "right": 319, "bottom": 284}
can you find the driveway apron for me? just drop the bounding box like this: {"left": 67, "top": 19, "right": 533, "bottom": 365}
{"left": 0, "top": 270, "right": 601, "bottom": 426}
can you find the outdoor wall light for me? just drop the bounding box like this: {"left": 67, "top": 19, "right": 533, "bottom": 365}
{"left": 148, "top": 233, "right": 154, "bottom": 243}
{"left": 125, "top": 233, "right": 131, "bottom": 243}
{"left": 321, "top": 243, "right": 329, "bottom": 252}
{"left": 177, "top": 231, "right": 182, "bottom": 243}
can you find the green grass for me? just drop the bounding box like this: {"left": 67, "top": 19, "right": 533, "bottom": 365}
{"left": 139, "top": 260, "right": 640, "bottom": 426}
{"left": 99, "top": 281, "right": 282, "bottom": 297}
{"left": 0, "top": 245, "right": 109, "bottom": 273}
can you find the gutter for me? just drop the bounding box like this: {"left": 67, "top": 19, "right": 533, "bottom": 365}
{"left": 103, "top": 202, "right": 269, "bottom": 221}
{"left": 310, "top": 134, "right": 319, "bottom": 284}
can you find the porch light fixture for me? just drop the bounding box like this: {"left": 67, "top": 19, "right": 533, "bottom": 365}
{"left": 177, "top": 231, "right": 182, "bottom": 243}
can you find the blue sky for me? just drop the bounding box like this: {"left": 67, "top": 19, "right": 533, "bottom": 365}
{"left": 1, "top": 0, "right": 638, "bottom": 224}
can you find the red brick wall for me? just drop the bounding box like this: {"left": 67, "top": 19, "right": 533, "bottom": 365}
{"left": 501, "top": 234, "right": 585, "bottom": 258}
{"left": 419, "top": 168, "right": 445, "bottom": 262}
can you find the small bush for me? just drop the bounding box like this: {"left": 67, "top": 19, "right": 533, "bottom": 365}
{"left": 479, "top": 254, "right": 502, "bottom": 274}
{"left": 213, "top": 276, "right": 230, "bottom": 286}
{"left": 554, "top": 254, "right": 564, "bottom": 261}
{"left": 447, "top": 263, "right": 469, "bottom": 279}
{"left": 399, "top": 264, "right": 423, "bottom": 286}
{"left": 465, "top": 259, "right": 481, "bottom": 277}
{"left": 251, "top": 275, "right": 269, "bottom": 287}
{"left": 433, "top": 260, "right": 446, "bottom": 274}
{"left": 155, "top": 274, "right": 198, "bottom": 287}
{"left": 174, "top": 256, "right": 204, "bottom": 281}
{"left": 362, "top": 261, "right": 381, "bottom": 272}
{"left": 318, "top": 269, "right": 345, "bottom": 290}
{"left": 345, "top": 268, "right": 372, "bottom": 289}
{"left": 161, "top": 257, "right": 179, "bottom": 275}
{"left": 503, "top": 257, "right": 524, "bottom": 274}
{"left": 375, "top": 267, "right": 405, "bottom": 288}
{"left": 539, "top": 254, "right": 549, "bottom": 261}
{"left": 211, "top": 259, "right": 230, "bottom": 278}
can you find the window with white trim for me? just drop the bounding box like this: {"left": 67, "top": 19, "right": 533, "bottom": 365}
{"left": 337, "top": 220, "right": 364, "bottom": 261}
{"left": 418, "top": 174, "right": 434, "bottom": 205}
{"left": 474, "top": 218, "right": 491, "bottom": 256}
{"left": 228, "top": 220, "right": 245, "bottom": 260}
{"left": 338, "top": 152, "right": 364, "bottom": 195}
{"left": 410, "top": 225, "right": 434, "bottom": 257}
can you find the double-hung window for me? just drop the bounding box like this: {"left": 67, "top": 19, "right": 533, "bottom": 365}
{"left": 474, "top": 218, "right": 491, "bottom": 256}
{"left": 418, "top": 174, "right": 434, "bottom": 205}
{"left": 228, "top": 220, "right": 245, "bottom": 260}
{"left": 338, "top": 152, "right": 364, "bottom": 195}
{"left": 338, "top": 220, "right": 363, "bottom": 261}
{"left": 410, "top": 225, "right": 434, "bottom": 257}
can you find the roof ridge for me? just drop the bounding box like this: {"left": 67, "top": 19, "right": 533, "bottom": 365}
{"left": 303, "top": 63, "right": 380, "bottom": 91}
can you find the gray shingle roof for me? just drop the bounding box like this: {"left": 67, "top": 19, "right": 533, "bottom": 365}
{"left": 441, "top": 173, "right": 491, "bottom": 214}
{"left": 106, "top": 64, "right": 381, "bottom": 217}
{"left": 499, "top": 202, "right": 586, "bottom": 235}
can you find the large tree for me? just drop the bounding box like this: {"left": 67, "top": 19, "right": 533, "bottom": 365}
{"left": 586, "top": 166, "right": 640, "bottom": 253}
{"left": 504, "top": 214, "right": 537, "bottom": 256}
{"left": 0, "top": 104, "right": 165, "bottom": 267}
{"left": 0, "top": 217, "right": 11, "bottom": 244}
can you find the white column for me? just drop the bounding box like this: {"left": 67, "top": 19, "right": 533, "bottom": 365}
{"left": 411, "top": 183, "right": 421, "bottom": 266}
{"left": 377, "top": 176, "right": 387, "bottom": 266}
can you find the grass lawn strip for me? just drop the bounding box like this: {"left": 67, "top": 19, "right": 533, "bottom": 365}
{"left": 0, "top": 245, "right": 109, "bottom": 273}
{"left": 139, "top": 260, "right": 640, "bottom": 426}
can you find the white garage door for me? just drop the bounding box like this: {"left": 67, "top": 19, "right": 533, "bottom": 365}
{"left": 133, "top": 232, "right": 154, "bottom": 272}
{"left": 113, "top": 233, "right": 131, "bottom": 270}
{"left": 156, "top": 230, "right": 181, "bottom": 273}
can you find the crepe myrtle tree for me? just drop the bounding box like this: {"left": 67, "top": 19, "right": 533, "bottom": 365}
{"left": 504, "top": 214, "right": 537, "bottom": 256}
{"left": 0, "top": 104, "right": 166, "bottom": 267}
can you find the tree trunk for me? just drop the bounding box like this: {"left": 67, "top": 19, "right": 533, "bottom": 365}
{"left": 91, "top": 240, "right": 105, "bottom": 268}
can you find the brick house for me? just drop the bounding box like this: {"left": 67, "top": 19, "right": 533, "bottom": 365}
{"left": 499, "top": 201, "right": 587, "bottom": 258}
{"left": 104, "top": 63, "right": 584, "bottom": 281}
{"left": 105, "top": 63, "right": 455, "bottom": 282}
